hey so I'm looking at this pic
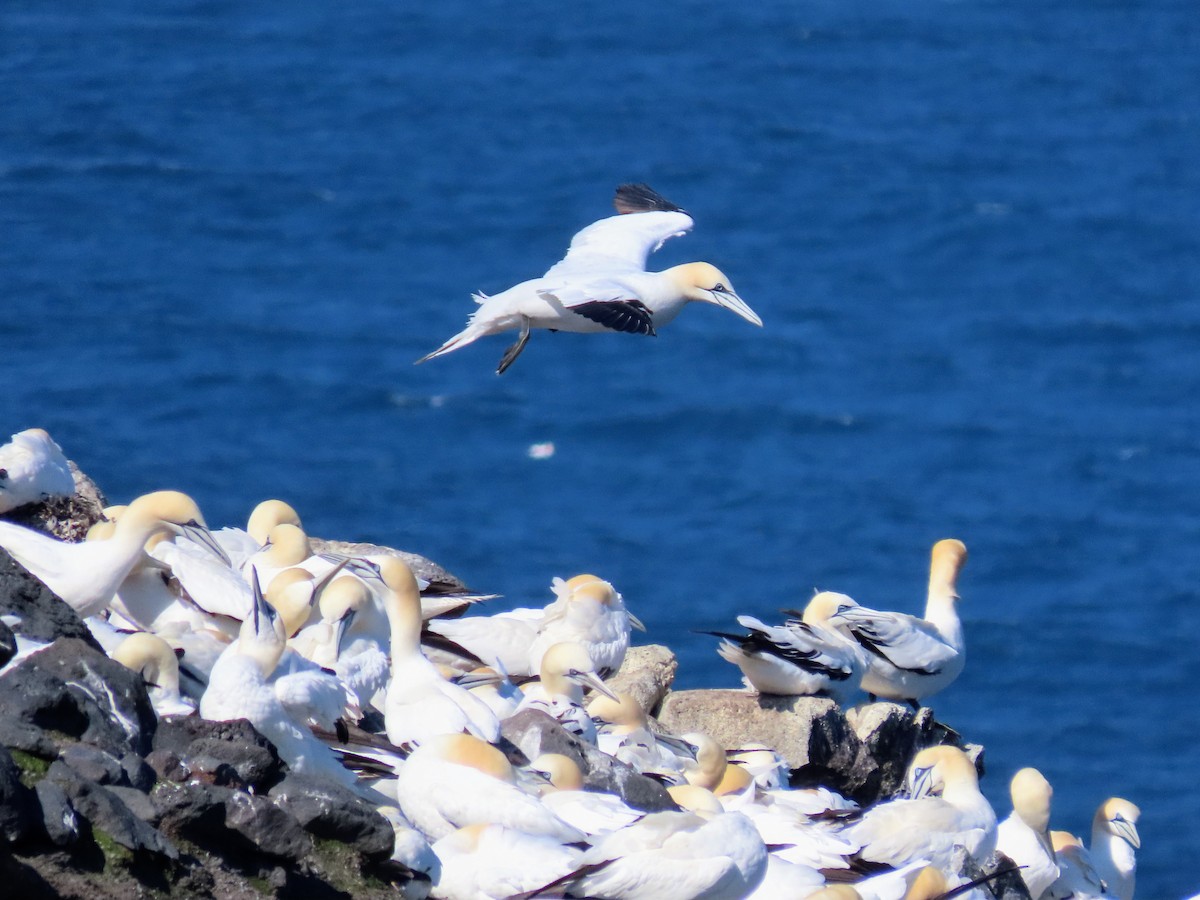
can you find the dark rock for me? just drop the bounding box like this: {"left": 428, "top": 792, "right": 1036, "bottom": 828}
{"left": 152, "top": 715, "right": 286, "bottom": 791}
{"left": 33, "top": 778, "right": 80, "bottom": 846}
{"left": 144, "top": 749, "right": 189, "bottom": 784}
{"left": 0, "top": 745, "right": 38, "bottom": 843}
{"left": 151, "top": 780, "right": 230, "bottom": 840}
{"left": 0, "top": 550, "right": 102, "bottom": 650}
{"left": 105, "top": 785, "right": 159, "bottom": 825}
{"left": 223, "top": 789, "right": 311, "bottom": 862}
{"left": 46, "top": 760, "right": 177, "bottom": 859}
{"left": 847, "top": 702, "right": 978, "bottom": 802}
{"left": 500, "top": 708, "right": 677, "bottom": 813}
{"left": 119, "top": 752, "right": 156, "bottom": 792}
{"left": 954, "top": 847, "right": 1033, "bottom": 900}
{"left": 59, "top": 744, "right": 125, "bottom": 787}
{"left": 270, "top": 773, "right": 394, "bottom": 859}
{"left": 0, "top": 638, "right": 156, "bottom": 757}
{"left": 0, "top": 618, "right": 15, "bottom": 668}
{"left": 2, "top": 461, "right": 107, "bottom": 542}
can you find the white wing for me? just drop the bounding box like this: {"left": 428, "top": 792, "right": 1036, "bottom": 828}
{"left": 544, "top": 210, "right": 693, "bottom": 279}
{"left": 837, "top": 607, "right": 959, "bottom": 674}
{"left": 273, "top": 667, "right": 358, "bottom": 729}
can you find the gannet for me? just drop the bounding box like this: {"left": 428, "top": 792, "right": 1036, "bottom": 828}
{"left": 111, "top": 631, "right": 196, "bottom": 718}
{"left": 514, "top": 641, "right": 618, "bottom": 742}
{"left": 430, "top": 822, "right": 583, "bottom": 900}
{"left": 1089, "top": 798, "right": 1139, "bottom": 900}
{"left": 846, "top": 745, "right": 996, "bottom": 870}
{"left": 565, "top": 806, "right": 768, "bottom": 900}
{"left": 416, "top": 183, "right": 762, "bottom": 374}
{"left": 1045, "top": 830, "right": 1110, "bottom": 899}
{"left": 426, "top": 572, "right": 643, "bottom": 677}
{"left": 211, "top": 498, "right": 303, "bottom": 570}
{"left": 706, "top": 592, "right": 867, "bottom": 703}
{"left": 394, "top": 733, "right": 584, "bottom": 843}
{"left": 995, "top": 767, "right": 1059, "bottom": 900}
{"left": 828, "top": 539, "right": 968, "bottom": 705}
{"left": 0, "top": 490, "right": 228, "bottom": 618}
{"left": 199, "top": 572, "right": 359, "bottom": 789}
{"left": 528, "top": 753, "right": 645, "bottom": 836}
{"left": 727, "top": 744, "right": 789, "bottom": 790}
{"left": 380, "top": 558, "right": 500, "bottom": 748}
{"left": 0, "top": 428, "right": 75, "bottom": 514}
{"left": 588, "top": 691, "right": 696, "bottom": 783}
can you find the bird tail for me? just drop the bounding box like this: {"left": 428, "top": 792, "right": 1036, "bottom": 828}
{"left": 414, "top": 293, "right": 493, "bottom": 365}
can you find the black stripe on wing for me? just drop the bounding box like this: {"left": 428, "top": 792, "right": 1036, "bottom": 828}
{"left": 704, "top": 626, "right": 853, "bottom": 682}
{"left": 613, "top": 183, "right": 685, "bottom": 214}
{"left": 571, "top": 299, "right": 657, "bottom": 335}
{"left": 846, "top": 626, "right": 942, "bottom": 676}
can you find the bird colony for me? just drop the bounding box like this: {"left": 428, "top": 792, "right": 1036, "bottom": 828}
{"left": 0, "top": 187, "right": 1142, "bottom": 899}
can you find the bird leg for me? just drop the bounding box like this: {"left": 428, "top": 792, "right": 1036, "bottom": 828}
{"left": 496, "top": 316, "right": 531, "bottom": 374}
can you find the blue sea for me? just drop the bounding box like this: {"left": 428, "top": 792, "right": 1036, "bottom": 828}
{"left": 3, "top": 1, "right": 1198, "bottom": 894}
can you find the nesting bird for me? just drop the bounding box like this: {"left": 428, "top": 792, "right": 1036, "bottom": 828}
{"left": 995, "top": 767, "right": 1059, "bottom": 900}
{"left": 0, "top": 428, "right": 74, "bottom": 514}
{"left": 0, "top": 490, "right": 228, "bottom": 619}
{"left": 417, "top": 183, "right": 762, "bottom": 373}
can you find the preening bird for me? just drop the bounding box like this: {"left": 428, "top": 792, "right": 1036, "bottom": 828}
{"left": 417, "top": 183, "right": 762, "bottom": 373}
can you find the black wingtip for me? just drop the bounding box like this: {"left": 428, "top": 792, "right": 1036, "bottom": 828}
{"left": 614, "top": 183, "right": 685, "bottom": 214}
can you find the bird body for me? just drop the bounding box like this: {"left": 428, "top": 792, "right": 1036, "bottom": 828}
{"left": 417, "top": 184, "right": 761, "bottom": 373}
{"left": 0, "top": 490, "right": 226, "bottom": 618}
{"left": 710, "top": 592, "right": 867, "bottom": 703}
{"left": 0, "top": 428, "right": 75, "bottom": 514}
{"left": 1090, "top": 798, "right": 1140, "bottom": 900}
{"left": 430, "top": 823, "right": 582, "bottom": 900}
{"left": 995, "top": 767, "right": 1059, "bottom": 900}
{"left": 830, "top": 540, "right": 968, "bottom": 704}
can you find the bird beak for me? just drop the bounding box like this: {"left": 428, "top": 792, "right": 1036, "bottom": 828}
{"left": 249, "top": 568, "right": 277, "bottom": 636}
{"left": 334, "top": 607, "right": 356, "bottom": 657}
{"left": 311, "top": 556, "right": 350, "bottom": 596}
{"left": 573, "top": 671, "right": 619, "bottom": 701}
{"left": 707, "top": 288, "right": 763, "bottom": 327}
{"left": 1112, "top": 817, "right": 1141, "bottom": 849}
{"left": 906, "top": 765, "right": 935, "bottom": 800}
{"left": 656, "top": 733, "right": 700, "bottom": 759}
{"left": 178, "top": 522, "right": 233, "bottom": 566}
{"left": 628, "top": 612, "right": 647, "bottom": 633}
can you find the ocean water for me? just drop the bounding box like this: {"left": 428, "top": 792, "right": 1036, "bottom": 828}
{"left": 3, "top": 0, "right": 1198, "bottom": 894}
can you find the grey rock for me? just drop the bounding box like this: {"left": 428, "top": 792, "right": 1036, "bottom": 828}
{"left": 953, "top": 847, "right": 1033, "bottom": 900}
{"left": 223, "top": 789, "right": 312, "bottom": 862}
{"left": 119, "top": 752, "right": 156, "bottom": 792}
{"left": 105, "top": 785, "right": 159, "bottom": 825}
{"left": 0, "top": 618, "right": 15, "bottom": 668}
{"left": 657, "top": 689, "right": 884, "bottom": 802}
{"left": 46, "top": 760, "right": 177, "bottom": 859}
{"left": 144, "top": 748, "right": 189, "bottom": 784}
{"left": 605, "top": 644, "right": 677, "bottom": 716}
{"left": 500, "top": 708, "right": 677, "bottom": 813}
{"left": 310, "top": 537, "right": 473, "bottom": 594}
{"left": 1, "top": 460, "right": 107, "bottom": 542}
{"left": 846, "top": 702, "right": 969, "bottom": 801}
{"left": 33, "top": 779, "right": 80, "bottom": 846}
{"left": 59, "top": 744, "right": 125, "bottom": 787}
{"left": 151, "top": 780, "right": 230, "bottom": 840}
{"left": 0, "top": 549, "right": 102, "bottom": 649}
{"left": 0, "top": 637, "right": 156, "bottom": 757}
{"left": 152, "top": 715, "right": 285, "bottom": 791}
{"left": 270, "top": 773, "right": 394, "bottom": 859}
{"left": 0, "top": 745, "right": 38, "bottom": 843}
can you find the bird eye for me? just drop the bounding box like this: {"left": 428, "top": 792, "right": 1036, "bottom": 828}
{"left": 714, "top": 283, "right": 726, "bottom": 292}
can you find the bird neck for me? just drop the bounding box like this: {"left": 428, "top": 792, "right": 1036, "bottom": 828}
{"left": 923, "top": 589, "right": 963, "bottom": 647}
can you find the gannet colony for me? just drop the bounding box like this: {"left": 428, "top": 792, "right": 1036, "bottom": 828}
{"left": 0, "top": 187, "right": 1146, "bottom": 899}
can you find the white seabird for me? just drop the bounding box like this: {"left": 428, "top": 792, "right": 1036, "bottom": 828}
{"left": 528, "top": 753, "right": 645, "bottom": 836}
{"left": 111, "top": 631, "right": 196, "bottom": 718}
{"left": 0, "top": 428, "right": 75, "bottom": 514}
{"left": 430, "top": 822, "right": 583, "bottom": 900}
{"left": 1089, "top": 797, "right": 1140, "bottom": 900}
{"left": 828, "top": 539, "right": 968, "bottom": 706}
{"left": 416, "top": 183, "right": 762, "bottom": 374}
{"left": 380, "top": 557, "right": 500, "bottom": 749}
{"left": 707, "top": 591, "right": 868, "bottom": 703}
{"left": 514, "top": 641, "right": 618, "bottom": 743}
{"left": 846, "top": 745, "right": 996, "bottom": 871}
{"left": 0, "top": 490, "right": 229, "bottom": 619}
{"left": 995, "top": 767, "right": 1059, "bottom": 900}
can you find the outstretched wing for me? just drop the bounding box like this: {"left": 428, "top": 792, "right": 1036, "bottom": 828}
{"left": 545, "top": 209, "right": 694, "bottom": 280}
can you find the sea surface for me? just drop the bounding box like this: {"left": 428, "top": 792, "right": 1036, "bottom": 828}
{"left": 3, "top": 1, "right": 1198, "bottom": 894}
